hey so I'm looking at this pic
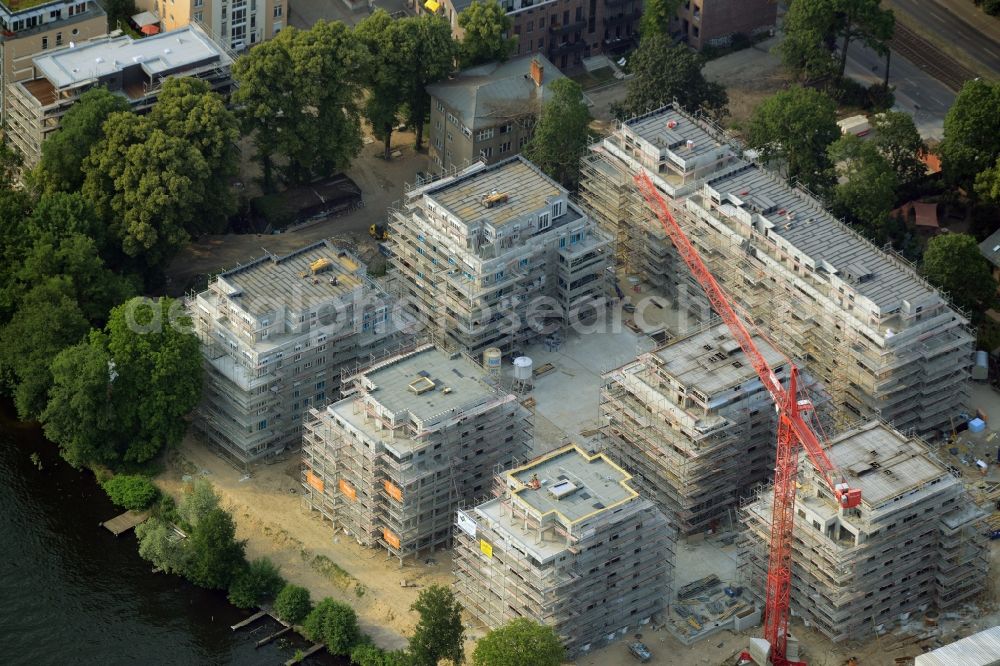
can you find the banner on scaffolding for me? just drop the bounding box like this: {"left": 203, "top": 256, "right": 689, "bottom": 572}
{"left": 306, "top": 471, "right": 324, "bottom": 492}
{"left": 456, "top": 510, "right": 477, "bottom": 538}
{"left": 339, "top": 478, "right": 356, "bottom": 501}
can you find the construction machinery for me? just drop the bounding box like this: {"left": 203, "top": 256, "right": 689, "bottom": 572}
{"left": 369, "top": 223, "right": 389, "bottom": 241}
{"left": 634, "top": 171, "right": 861, "bottom": 666}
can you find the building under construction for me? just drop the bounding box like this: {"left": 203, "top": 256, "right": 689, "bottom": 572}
{"left": 738, "top": 421, "right": 988, "bottom": 643}
{"left": 600, "top": 323, "right": 804, "bottom": 535}
{"left": 454, "top": 445, "right": 675, "bottom": 658}
{"left": 300, "top": 343, "right": 531, "bottom": 562}
{"left": 389, "top": 155, "right": 612, "bottom": 357}
{"left": 578, "top": 106, "right": 973, "bottom": 439}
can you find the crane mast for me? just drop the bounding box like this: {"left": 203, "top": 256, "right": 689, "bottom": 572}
{"left": 633, "top": 172, "right": 861, "bottom": 666}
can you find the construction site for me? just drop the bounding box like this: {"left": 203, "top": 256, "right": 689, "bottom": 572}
{"left": 579, "top": 106, "right": 974, "bottom": 439}
{"left": 453, "top": 444, "right": 675, "bottom": 659}
{"left": 388, "top": 155, "right": 613, "bottom": 357}
{"left": 300, "top": 343, "right": 532, "bottom": 562}
{"left": 738, "top": 421, "right": 988, "bottom": 644}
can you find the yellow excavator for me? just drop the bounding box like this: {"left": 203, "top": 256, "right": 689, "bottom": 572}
{"left": 369, "top": 224, "right": 389, "bottom": 241}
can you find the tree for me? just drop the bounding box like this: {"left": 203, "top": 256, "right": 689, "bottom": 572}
{"left": 0, "top": 280, "right": 90, "bottom": 420}
{"left": 409, "top": 585, "right": 464, "bottom": 666}
{"left": 136, "top": 517, "right": 190, "bottom": 575}
{"left": 179, "top": 478, "right": 221, "bottom": 529}
{"left": 403, "top": 14, "right": 457, "bottom": 151}
{"left": 101, "top": 474, "right": 160, "bottom": 510}
{"left": 779, "top": 0, "right": 894, "bottom": 80}
{"left": 186, "top": 507, "right": 246, "bottom": 590}
{"left": 923, "top": 234, "right": 996, "bottom": 317}
{"left": 975, "top": 156, "right": 1000, "bottom": 203}
{"left": 351, "top": 645, "right": 414, "bottom": 666}
{"left": 745, "top": 86, "right": 840, "bottom": 192}
{"left": 827, "top": 133, "right": 898, "bottom": 236}
{"left": 38, "top": 87, "right": 130, "bottom": 193}
{"left": 231, "top": 21, "right": 366, "bottom": 190}
{"left": 472, "top": 618, "right": 564, "bottom": 666}
{"left": 356, "top": 11, "right": 410, "bottom": 161}
{"left": 871, "top": 110, "right": 926, "bottom": 187}
{"left": 639, "top": 0, "right": 682, "bottom": 40}
{"left": 940, "top": 79, "right": 1000, "bottom": 191}
{"left": 303, "top": 598, "right": 361, "bottom": 655}
{"left": 148, "top": 77, "right": 240, "bottom": 234}
{"left": 524, "top": 78, "right": 590, "bottom": 189}
{"left": 101, "top": 0, "right": 137, "bottom": 32}
{"left": 228, "top": 557, "right": 285, "bottom": 609}
{"left": 274, "top": 584, "right": 313, "bottom": 625}
{"left": 621, "top": 36, "right": 728, "bottom": 118}
{"left": 457, "top": 0, "right": 516, "bottom": 68}
{"left": 0, "top": 142, "right": 22, "bottom": 191}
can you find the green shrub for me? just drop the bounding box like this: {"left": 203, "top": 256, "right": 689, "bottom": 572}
{"left": 304, "top": 598, "right": 361, "bottom": 656}
{"left": 228, "top": 557, "right": 285, "bottom": 609}
{"left": 101, "top": 475, "right": 159, "bottom": 510}
{"left": 275, "top": 584, "right": 313, "bottom": 625}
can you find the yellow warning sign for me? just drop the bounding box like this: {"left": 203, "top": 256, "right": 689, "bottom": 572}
{"left": 479, "top": 539, "right": 493, "bottom": 558}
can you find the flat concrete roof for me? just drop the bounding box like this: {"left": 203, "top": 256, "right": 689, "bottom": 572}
{"left": 426, "top": 156, "right": 563, "bottom": 229}
{"left": 653, "top": 323, "right": 785, "bottom": 397}
{"left": 214, "top": 240, "right": 367, "bottom": 316}
{"left": 507, "top": 445, "right": 638, "bottom": 525}
{"left": 32, "top": 23, "right": 230, "bottom": 89}
{"left": 362, "top": 347, "right": 499, "bottom": 425}
{"left": 625, "top": 107, "right": 726, "bottom": 162}
{"left": 828, "top": 422, "right": 949, "bottom": 508}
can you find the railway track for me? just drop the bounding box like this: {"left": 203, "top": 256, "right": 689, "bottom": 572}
{"left": 890, "top": 22, "right": 977, "bottom": 92}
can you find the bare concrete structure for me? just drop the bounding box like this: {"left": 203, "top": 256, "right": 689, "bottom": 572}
{"left": 454, "top": 444, "right": 675, "bottom": 657}
{"left": 600, "top": 323, "right": 796, "bottom": 535}
{"left": 738, "top": 422, "right": 988, "bottom": 643}
{"left": 578, "top": 106, "right": 973, "bottom": 439}
{"left": 189, "top": 240, "right": 403, "bottom": 466}
{"left": 301, "top": 343, "right": 531, "bottom": 562}
{"left": 389, "top": 156, "right": 612, "bottom": 357}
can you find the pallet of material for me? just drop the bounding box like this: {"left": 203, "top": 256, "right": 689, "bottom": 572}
{"left": 533, "top": 363, "right": 555, "bottom": 378}
{"left": 521, "top": 397, "right": 536, "bottom": 408}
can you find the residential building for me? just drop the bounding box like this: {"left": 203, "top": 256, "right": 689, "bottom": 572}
{"left": 601, "top": 323, "right": 800, "bottom": 535}
{"left": 424, "top": 0, "right": 642, "bottom": 71}
{"left": 672, "top": 0, "right": 776, "bottom": 50}
{"left": 427, "top": 54, "right": 564, "bottom": 172}
{"left": 5, "top": 22, "right": 233, "bottom": 165}
{"left": 454, "top": 444, "right": 675, "bottom": 658}
{"left": 133, "top": 0, "right": 285, "bottom": 51}
{"left": 739, "top": 421, "right": 988, "bottom": 643}
{"left": 579, "top": 106, "right": 973, "bottom": 439}
{"left": 388, "top": 155, "right": 612, "bottom": 357}
{"left": 301, "top": 343, "right": 532, "bottom": 562}
{"left": 0, "top": 0, "right": 107, "bottom": 124}
{"left": 188, "top": 240, "right": 406, "bottom": 467}
{"left": 979, "top": 227, "right": 1000, "bottom": 286}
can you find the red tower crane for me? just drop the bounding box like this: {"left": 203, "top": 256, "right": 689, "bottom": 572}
{"left": 633, "top": 171, "right": 862, "bottom": 666}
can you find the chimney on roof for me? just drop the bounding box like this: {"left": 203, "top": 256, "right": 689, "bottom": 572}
{"left": 530, "top": 58, "right": 543, "bottom": 87}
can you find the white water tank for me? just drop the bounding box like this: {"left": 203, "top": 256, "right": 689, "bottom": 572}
{"left": 483, "top": 347, "right": 502, "bottom": 378}
{"left": 513, "top": 356, "right": 533, "bottom": 381}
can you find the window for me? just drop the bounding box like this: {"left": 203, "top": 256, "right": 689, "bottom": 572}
{"left": 500, "top": 140, "right": 511, "bottom": 153}
{"left": 41, "top": 36, "right": 48, "bottom": 50}
{"left": 258, "top": 419, "right": 268, "bottom": 431}
{"left": 480, "top": 147, "right": 493, "bottom": 159}
{"left": 194, "top": 10, "right": 203, "bottom": 21}
{"left": 518, "top": 135, "right": 529, "bottom": 148}
{"left": 552, "top": 200, "right": 564, "bottom": 217}
{"left": 194, "top": 0, "right": 203, "bottom": 6}
{"left": 436, "top": 100, "right": 445, "bottom": 112}
{"left": 56, "top": 32, "right": 62, "bottom": 46}
{"left": 476, "top": 128, "right": 494, "bottom": 141}
{"left": 495, "top": 270, "right": 505, "bottom": 281}
{"left": 526, "top": 20, "right": 533, "bottom": 33}
{"left": 274, "top": 4, "right": 283, "bottom": 17}
{"left": 537, "top": 38, "right": 544, "bottom": 48}
{"left": 538, "top": 212, "right": 550, "bottom": 230}
{"left": 499, "top": 122, "right": 512, "bottom": 134}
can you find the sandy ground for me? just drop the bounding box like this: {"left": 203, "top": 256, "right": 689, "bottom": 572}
{"left": 703, "top": 36, "right": 792, "bottom": 129}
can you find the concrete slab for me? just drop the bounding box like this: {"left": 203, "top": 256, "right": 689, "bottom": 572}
{"left": 673, "top": 536, "right": 739, "bottom": 590}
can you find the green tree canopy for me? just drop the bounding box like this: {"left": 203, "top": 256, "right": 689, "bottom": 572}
{"left": 275, "top": 584, "right": 313, "bottom": 625}
{"left": 409, "top": 585, "right": 464, "bottom": 666}
{"left": 524, "top": 78, "right": 591, "bottom": 189}
{"left": 228, "top": 557, "right": 285, "bottom": 609}
{"left": 827, "top": 133, "right": 898, "bottom": 235}
{"left": 38, "top": 87, "right": 130, "bottom": 193}
{"left": 101, "top": 474, "right": 160, "bottom": 510}
{"left": 922, "top": 233, "right": 996, "bottom": 317}
{"left": 0, "top": 142, "right": 22, "bottom": 191}
{"left": 351, "top": 645, "right": 413, "bottom": 666}
{"left": 940, "top": 79, "right": 1000, "bottom": 191}
{"left": 186, "top": 507, "right": 246, "bottom": 590}
{"left": 745, "top": 86, "right": 839, "bottom": 191}
{"left": 621, "top": 36, "right": 727, "bottom": 119}
{"left": 472, "top": 618, "right": 564, "bottom": 666}
{"left": 231, "top": 21, "right": 366, "bottom": 190}
{"left": 404, "top": 14, "right": 456, "bottom": 150}
{"left": 179, "top": 478, "right": 221, "bottom": 529}
{"left": 779, "top": 0, "right": 894, "bottom": 80}
{"left": 356, "top": 10, "right": 411, "bottom": 160}
{"left": 871, "top": 110, "right": 926, "bottom": 187}
{"left": 304, "top": 598, "right": 361, "bottom": 656}
{"left": 136, "top": 517, "right": 190, "bottom": 575}
{"left": 639, "top": 0, "right": 682, "bottom": 40}
{"left": 457, "top": 0, "right": 516, "bottom": 68}
{"left": 975, "top": 156, "right": 1000, "bottom": 203}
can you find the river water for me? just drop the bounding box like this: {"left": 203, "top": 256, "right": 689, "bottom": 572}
{"left": 0, "top": 404, "right": 341, "bottom": 665}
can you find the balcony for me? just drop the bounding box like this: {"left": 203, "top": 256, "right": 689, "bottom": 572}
{"left": 604, "top": 0, "right": 634, "bottom": 7}
{"left": 603, "top": 10, "right": 640, "bottom": 27}
{"left": 549, "top": 18, "right": 586, "bottom": 36}
{"left": 548, "top": 39, "right": 586, "bottom": 57}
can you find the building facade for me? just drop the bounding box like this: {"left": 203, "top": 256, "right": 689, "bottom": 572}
{"left": 426, "top": 55, "right": 564, "bottom": 172}
{"left": 579, "top": 106, "right": 973, "bottom": 439}
{"left": 133, "top": 0, "right": 285, "bottom": 51}
{"left": 454, "top": 445, "right": 675, "bottom": 658}
{"left": 0, "top": 1, "right": 107, "bottom": 124}
{"left": 188, "top": 240, "right": 406, "bottom": 467}
{"left": 389, "top": 155, "right": 612, "bottom": 357}
{"left": 5, "top": 22, "right": 232, "bottom": 165}
{"left": 301, "top": 343, "right": 532, "bottom": 562}
{"left": 672, "top": 0, "right": 776, "bottom": 50}
{"left": 739, "top": 421, "right": 988, "bottom": 643}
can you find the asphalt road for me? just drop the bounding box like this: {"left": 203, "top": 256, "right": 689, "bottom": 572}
{"left": 890, "top": 0, "right": 1000, "bottom": 76}
{"left": 844, "top": 40, "right": 955, "bottom": 140}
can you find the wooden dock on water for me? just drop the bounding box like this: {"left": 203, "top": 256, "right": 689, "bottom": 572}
{"left": 285, "top": 643, "right": 324, "bottom": 665}
{"left": 101, "top": 510, "right": 150, "bottom": 537}
{"left": 230, "top": 610, "right": 268, "bottom": 631}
